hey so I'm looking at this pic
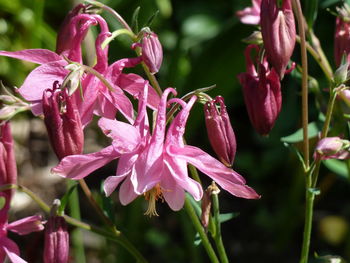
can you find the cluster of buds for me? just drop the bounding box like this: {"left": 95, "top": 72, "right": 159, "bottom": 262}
{"left": 236, "top": 0, "right": 296, "bottom": 135}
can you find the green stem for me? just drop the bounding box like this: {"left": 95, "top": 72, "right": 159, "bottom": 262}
{"left": 212, "top": 193, "right": 229, "bottom": 263}
{"left": 102, "top": 29, "right": 137, "bottom": 49}
{"left": 67, "top": 180, "right": 86, "bottom": 263}
{"left": 184, "top": 196, "right": 220, "bottom": 263}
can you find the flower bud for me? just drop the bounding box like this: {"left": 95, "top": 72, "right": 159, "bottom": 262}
{"left": 236, "top": 0, "right": 262, "bottom": 25}
{"left": 204, "top": 96, "right": 236, "bottom": 167}
{"left": 314, "top": 137, "right": 350, "bottom": 160}
{"left": 141, "top": 31, "right": 163, "bottom": 74}
{"left": 43, "top": 216, "right": 69, "bottom": 263}
{"left": 260, "top": 0, "right": 296, "bottom": 79}
{"left": 238, "top": 45, "right": 282, "bottom": 135}
{"left": 42, "top": 82, "right": 84, "bottom": 160}
{"left": 334, "top": 4, "right": 350, "bottom": 67}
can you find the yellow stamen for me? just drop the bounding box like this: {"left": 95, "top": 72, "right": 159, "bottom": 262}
{"left": 144, "top": 184, "right": 163, "bottom": 217}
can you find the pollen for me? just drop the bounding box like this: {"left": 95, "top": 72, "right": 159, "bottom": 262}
{"left": 144, "top": 184, "right": 163, "bottom": 217}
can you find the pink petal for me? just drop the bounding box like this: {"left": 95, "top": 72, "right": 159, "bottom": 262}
{"left": 104, "top": 174, "right": 127, "bottom": 197}
{"left": 7, "top": 215, "right": 44, "bottom": 235}
{"left": 161, "top": 169, "right": 186, "bottom": 211}
{"left": 98, "top": 118, "right": 141, "bottom": 152}
{"left": 19, "top": 61, "right": 68, "bottom": 101}
{"left": 169, "top": 145, "right": 260, "bottom": 199}
{"left": 0, "top": 49, "right": 62, "bottom": 64}
{"left": 0, "top": 237, "right": 26, "bottom": 263}
{"left": 119, "top": 176, "right": 139, "bottom": 205}
{"left": 51, "top": 146, "right": 118, "bottom": 180}
{"left": 118, "top": 74, "right": 160, "bottom": 110}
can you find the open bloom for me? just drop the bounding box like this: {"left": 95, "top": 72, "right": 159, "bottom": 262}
{"left": 260, "top": 0, "right": 296, "bottom": 78}
{"left": 334, "top": 4, "right": 350, "bottom": 66}
{"left": 52, "top": 85, "right": 259, "bottom": 215}
{"left": 236, "top": 0, "right": 261, "bottom": 25}
{"left": 238, "top": 45, "right": 281, "bottom": 135}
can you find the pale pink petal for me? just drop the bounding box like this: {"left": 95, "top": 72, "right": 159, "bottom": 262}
{"left": 161, "top": 169, "right": 185, "bottom": 211}
{"left": 19, "top": 61, "right": 68, "bottom": 101}
{"left": 51, "top": 146, "right": 118, "bottom": 180}
{"left": 29, "top": 101, "right": 43, "bottom": 116}
{"left": 169, "top": 145, "right": 260, "bottom": 199}
{"left": 7, "top": 215, "right": 44, "bottom": 235}
{"left": 0, "top": 237, "right": 26, "bottom": 263}
{"left": 0, "top": 49, "right": 62, "bottom": 64}
{"left": 119, "top": 176, "right": 139, "bottom": 205}
{"left": 104, "top": 174, "right": 127, "bottom": 197}
{"left": 118, "top": 74, "right": 160, "bottom": 110}
{"left": 164, "top": 157, "right": 203, "bottom": 201}
{"left": 98, "top": 118, "right": 140, "bottom": 152}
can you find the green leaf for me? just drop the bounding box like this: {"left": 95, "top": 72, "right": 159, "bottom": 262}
{"left": 143, "top": 10, "right": 159, "bottom": 28}
{"left": 58, "top": 182, "right": 78, "bottom": 215}
{"left": 281, "top": 122, "right": 320, "bottom": 143}
{"left": 304, "top": 0, "right": 318, "bottom": 28}
{"left": 323, "top": 159, "right": 349, "bottom": 178}
{"left": 131, "top": 6, "right": 140, "bottom": 33}
{"left": 219, "top": 212, "right": 239, "bottom": 223}
{"left": 186, "top": 193, "right": 201, "bottom": 217}
{"left": 321, "top": 0, "right": 342, "bottom": 8}
{"left": 194, "top": 232, "right": 202, "bottom": 246}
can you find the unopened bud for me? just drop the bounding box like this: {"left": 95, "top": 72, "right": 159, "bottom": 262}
{"left": 334, "top": 62, "right": 350, "bottom": 85}
{"left": 314, "top": 137, "right": 350, "bottom": 160}
{"left": 141, "top": 31, "right": 163, "bottom": 74}
{"left": 242, "top": 31, "right": 263, "bottom": 45}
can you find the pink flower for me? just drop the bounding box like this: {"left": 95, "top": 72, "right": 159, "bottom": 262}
{"left": 238, "top": 45, "right": 281, "bottom": 135}
{"left": 334, "top": 4, "right": 350, "bottom": 67}
{"left": 52, "top": 86, "right": 259, "bottom": 215}
{"left": 314, "top": 137, "right": 350, "bottom": 160}
{"left": 260, "top": 0, "right": 296, "bottom": 78}
{"left": 141, "top": 32, "right": 163, "bottom": 74}
{"left": 236, "top": 0, "right": 262, "bottom": 25}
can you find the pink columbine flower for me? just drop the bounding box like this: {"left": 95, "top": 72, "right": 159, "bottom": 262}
{"left": 204, "top": 96, "right": 236, "bottom": 167}
{"left": 52, "top": 85, "right": 259, "bottom": 215}
{"left": 314, "top": 137, "right": 350, "bottom": 160}
{"left": 42, "top": 82, "right": 84, "bottom": 160}
{"left": 141, "top": 31, "right": 163, "bottom": 74}
{"left": 260, "top": 0, "right": 296, "bottom": 78}
{"left": 238, "top": 45, "right": 282, "bottom": 136}
{"left": 236, "top": 0, "right": 262, "bottom": 25}
{"left": 43, "top": 216, "right": 69, "bottom": 263}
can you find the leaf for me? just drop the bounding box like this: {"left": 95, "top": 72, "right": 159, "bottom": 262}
{"left": 58, "top": 182, "right": 78, "bottom": 215}
{"left": 283, "top": 142, "right": 306, "bottom": 170}
{"left": 304, "top": 0, "right": 319, "bottom": 28}
{"left": 323, "top": 159, "right": 349, "bottom": 178}
{"left": 186, "top": 193, "right": 201, "bottom": 217}
{"left": 281, "top": 122, "right": 320, "bottom": 143}
{"left": 219, "top": 212, "right": 239, "bottom": 223}
{"left": 321, "top": 0, "right": 342, "bottom": 8}
{"left": 131, "top": 6, "right": 140, "bottom": 33}
{"left": 144, "top": 10, "right": 159, "bottom": 28}
{"left": 194, "top": 232, "right": 201, "bottom": 246}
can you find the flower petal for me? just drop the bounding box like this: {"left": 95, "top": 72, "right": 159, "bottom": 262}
{"left": 0, "top": 237, "right": 26, "bottom": 263}
{"left": 7, "top": 215, "right": 44, "bottom": 235}
{"left": 169, "top": 145, "right": 260, "bottom": 199}
{"left": 104, "top": 174, "right": 127, "bottom": 197}
{"left": 160, "top": 169, "right": 186, "bottom": 211}
{"left": 0, "top": 49, "right": 62, "bottom": 64}
{"left": 119, "top": 176, "right": 139, "bottom": 205}
{"left": 51, "top": 146, "right": 118, "bottom": 180}
{"left": 19, "top": 61, "right": 68, "bottom": 102}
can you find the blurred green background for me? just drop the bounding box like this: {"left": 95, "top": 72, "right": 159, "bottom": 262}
{"left": 1, "top": 0, "right": 350, "bottom": 262}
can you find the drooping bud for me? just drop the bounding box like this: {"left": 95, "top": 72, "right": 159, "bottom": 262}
{"left": 43, "top": 216, "right": 69, "bottom": 263}
{"left": 314, "top": 137, "right": 350, "bottom": 160}
{"left": 204, "top": 96, "right": 236, "bottom": 167}
{"left": 260, "top": 0, "right": 296, "bottom": 79}
{"left": 141, "top": 31, "right": 163, "bottom": 74}
{"left": 237, "top": 45, "right": 282, "bottom": 136}
{"left": 334, "top": 4, "right": 350, "bottom": 67}
{"left": 236, "top": 0, "right": 262, "bottom": 25}
{"left": 42, "top": 81, "right": 84, "bottom": 160}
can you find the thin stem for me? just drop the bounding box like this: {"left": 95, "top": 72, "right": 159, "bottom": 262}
{"left": 212, "top": 193, "right": 229, "bottom": 263}
{"left": 296, "top": 36, "right": 333, "bottom": 82}
{"left": 294, "top": 0, "right": 310, "bottom": 171}
{"left": 102, "top": 28, "right": 137, "bottom": 49}
{"left": 81, "top": 65, "right": 115, "bottom": 92}
{"left": 184, "top": 196, "right": 220, "bottom": 263}
{"left": 67, "top": 180, "right": 86, "bottom": 263}
{"left": 78, "top": 179, "right": 120, "bottom": 235}
{"left": 86, "top": 0, "right": 132, "bottom": 32}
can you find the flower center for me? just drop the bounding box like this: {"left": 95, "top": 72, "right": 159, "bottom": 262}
{"left": 144, "top": 184, "right": 163, "bottom": 217}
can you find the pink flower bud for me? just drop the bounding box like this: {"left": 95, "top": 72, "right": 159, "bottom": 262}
{"left": 141, "top": 32, "right": 163, "bottom": 74}
{"left": 334, "top": 5, "right": 350, "bottom": 67}
{"left": 260, "top": 0, "right": 296, "bottom": 78}
{"left": 43, "top": 216, "right": 69, "bottom": 263}
{"left": 238, "top": 45, "right": 282, "bottom": 135}
{"left": 314, "top": 137, "right": 350, "bottom": 160}
{"left": 204, "top": 96, "right": 236, "bottom": 167}
{"left": 42, "top": 82, "right": 84, "bottom": 160}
